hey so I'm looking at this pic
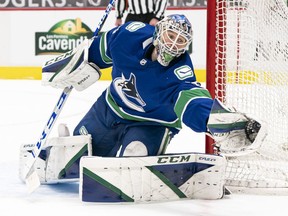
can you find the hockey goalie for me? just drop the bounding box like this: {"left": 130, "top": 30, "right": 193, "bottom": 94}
{"left": 19, "top": 14, "right": 267, "bottom": 202}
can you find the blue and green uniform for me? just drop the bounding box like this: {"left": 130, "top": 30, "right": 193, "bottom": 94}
{"left": 73, "top": 21, "right": 213, "bottom": 156}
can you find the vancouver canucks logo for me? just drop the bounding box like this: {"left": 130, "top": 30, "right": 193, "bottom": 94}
{"left": 114, "top": 73, "right": 146, "bottom": 112}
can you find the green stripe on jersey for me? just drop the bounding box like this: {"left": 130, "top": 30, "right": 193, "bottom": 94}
{"left": 174, "top": 88, "right": 212, "bottom": 120}
{"left": 100, "top": 32, "right": 113, "bottom": 64}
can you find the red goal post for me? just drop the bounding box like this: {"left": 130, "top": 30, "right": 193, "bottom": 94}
{"left": 206, "top": 0, "right": 217, "bottom": 154}
{"left": 206, "top": 0, "right": 228, "bottom": 154}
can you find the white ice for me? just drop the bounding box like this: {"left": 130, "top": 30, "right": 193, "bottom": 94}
{"left": 1, "top": 80, "right": 287, "bottom": 216}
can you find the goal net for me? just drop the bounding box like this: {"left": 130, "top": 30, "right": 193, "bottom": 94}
{"left": 206, "top": 0, "right": 288, "bottom": 189}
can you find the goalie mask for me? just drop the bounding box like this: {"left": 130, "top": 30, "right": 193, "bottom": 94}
{"left": 153, "top": 14, "right": 193, "bottom": 66}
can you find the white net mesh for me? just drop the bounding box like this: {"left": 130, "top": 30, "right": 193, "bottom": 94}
{"left": 213, "top": 0, "right": 288, "bottom": 188}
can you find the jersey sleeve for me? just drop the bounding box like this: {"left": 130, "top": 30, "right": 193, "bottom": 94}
{"left": 174, "top": 83, "right": 213, "bottom": 133}
{"left": 88, "top": 26, "right": 120, "bottom": 69}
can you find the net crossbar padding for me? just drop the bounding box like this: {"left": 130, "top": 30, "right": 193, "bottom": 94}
{"left": 206, "top": 0, "right": 288, "bottom": 189}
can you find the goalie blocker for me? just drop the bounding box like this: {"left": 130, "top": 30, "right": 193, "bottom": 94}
{"left": 42, "top": 38, "right": 101, "bottom": 91}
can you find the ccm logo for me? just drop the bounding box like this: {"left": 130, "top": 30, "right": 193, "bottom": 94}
{"left": 44, "top": 50, "right": 74, "bottom": 66}
{"left": 157, "top": 155, "right": 191, "bottom": 164}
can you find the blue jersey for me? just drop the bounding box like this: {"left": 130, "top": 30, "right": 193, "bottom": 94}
{"left": 88, "top": 21, "right": 213, "bottom": 133}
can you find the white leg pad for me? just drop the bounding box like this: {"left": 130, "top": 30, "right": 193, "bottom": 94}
{"left": 19, "top": 135, "right": 92, "bottom": 184}
{"left": 79, "top": 153, "right": 227, "bottom": 203}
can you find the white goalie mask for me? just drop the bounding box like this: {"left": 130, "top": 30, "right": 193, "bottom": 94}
{"left": 153, "top": 14, "right": 193, "bottom": 66}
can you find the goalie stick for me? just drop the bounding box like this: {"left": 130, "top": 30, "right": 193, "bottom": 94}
{"left": 23, "top": 0, "right": 116, "bottom": 193}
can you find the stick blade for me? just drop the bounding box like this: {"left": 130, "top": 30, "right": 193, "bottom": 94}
{"left": 25, "top": 171, "right": 41, "bottom": 194}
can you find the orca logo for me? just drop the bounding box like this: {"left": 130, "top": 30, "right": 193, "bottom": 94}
{"left": 114, "top": 73, "right": 146, "bottom": 112}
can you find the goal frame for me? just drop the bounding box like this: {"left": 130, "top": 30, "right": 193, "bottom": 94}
{"left": 206, "top": 0, "right": 218, "bottom": 154}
